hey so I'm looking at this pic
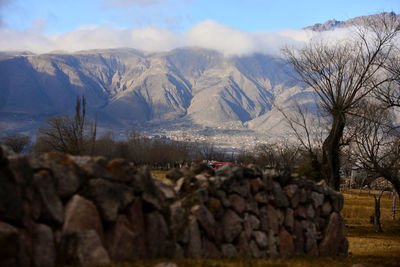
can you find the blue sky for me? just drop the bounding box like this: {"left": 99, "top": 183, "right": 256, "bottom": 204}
{"left": 0, "top": 0, "right": 399, "bottom": 53}
{"left": 2, "top": 0, "right": 399, "bottom": 33}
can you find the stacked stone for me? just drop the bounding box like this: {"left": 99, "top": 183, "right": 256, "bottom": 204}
{"left": 170, "top": 164, "right": 348, "bottom": 258}
{"left": 0, "top": 146, "right": 175, "bottom": 267}
{"left": 0, "top": 145, "right": 348, "bottom": 267}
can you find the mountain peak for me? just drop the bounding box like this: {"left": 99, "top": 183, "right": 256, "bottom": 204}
{"left": 304, "top": 12, "right": 399, "bottom": 32}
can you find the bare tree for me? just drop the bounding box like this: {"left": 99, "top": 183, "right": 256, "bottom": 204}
{"left": 33, "top": 95, "right": 97, "bottom": 155}
{"left": 282, "top": 14, "right": 400, "bottom": 190}
{"left": 1, "top": 133, "right": 31, "bottom": 153}
{"left": 255, "top": 141, "right": 299, "bottom": 172}
{"left": 277, "top": 101, "right": 324, "bottom": 157}
{"left": 350, "top": 102, "right": 400, "bottom": 197}
{"left": 277, "top": 100, "right": 327, "bottom": 179}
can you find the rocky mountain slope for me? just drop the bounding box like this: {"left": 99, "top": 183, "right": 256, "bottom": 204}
{"left": 304, "top": 11, "right": 400, "bottom": 31}
{"left": 0, "top": 47, "right": 315, "bottom": 143}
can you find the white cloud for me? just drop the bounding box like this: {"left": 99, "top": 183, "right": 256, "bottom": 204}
{"left": 0, "top": 19, "right": 356, "bottom": 56}
{"left": 183, "top": 20, "right": 255, "bottom": 56}
{"left": 183, "top": 20, "right": 311, "bottom": 56}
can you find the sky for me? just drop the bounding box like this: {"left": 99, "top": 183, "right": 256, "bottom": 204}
{"left": 0, "top": 0, "right": 399, "bottom": 55}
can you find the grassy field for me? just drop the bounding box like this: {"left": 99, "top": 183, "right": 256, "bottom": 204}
{"left": 112, "top": 175, "right": 400, "bottom": 266}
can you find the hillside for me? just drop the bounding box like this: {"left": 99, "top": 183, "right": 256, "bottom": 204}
{"left": 0, "top": 48, "right": 315, "bottom": 147}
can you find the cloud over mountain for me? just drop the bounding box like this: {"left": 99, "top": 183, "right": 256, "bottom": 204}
{"left": 0, "top": 18, "right": 352, "bottom": 56}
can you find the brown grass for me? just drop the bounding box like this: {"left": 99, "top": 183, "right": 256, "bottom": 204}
{"left": 110, "top": 181, "right": 400, "bottom": 267}
{"left": 151, "top": 170, "right": 167, "bottom": 180}
{"left": 342, "top": 190, "right": 400, "bottom": 266}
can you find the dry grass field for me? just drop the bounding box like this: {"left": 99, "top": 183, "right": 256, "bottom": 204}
{"left": 111, "top": 174, "right": 400, "bottom": 267}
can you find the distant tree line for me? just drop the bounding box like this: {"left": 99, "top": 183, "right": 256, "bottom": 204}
{"left": 0, "top": 96, "right": 229, "bottom": 168}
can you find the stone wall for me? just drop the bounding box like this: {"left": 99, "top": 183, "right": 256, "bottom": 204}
{"left": 0, "top": 146, "right": 348, "bottom": 266}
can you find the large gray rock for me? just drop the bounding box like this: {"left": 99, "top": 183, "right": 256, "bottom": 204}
{"left": 249, "top": 178, "right": 261, "bottom": 194}
{"left": 145, "top": 211, "right": 171, "bottom": 258}
{"left": 106, "top": 158, "right": 137, "bottom": 183}
{"left": 260, "top": 205, "right": 279, "bottom": 235}
{"left": 61, "top": 230, "right": 110, "bottom": 267}
{"left": 329, "top": 191, "right": 344, "bottom": 212}
{"left": 238, "top": 231, "right": 251, "bottom": 256}
{"left": 271, "top": 182, "right": 289, "bottom": 208}
{"left": 32, "top": 224, "right": 55, "bottom": 267}
{"left": 306, "top": 204, "right": 315, "bottom": 219}
{"left": 153, "top": 178, "right": 176, "bottom": 201}
{"left": 267, "top": 230, "right": 278, "bottom": 258}
{"left": 319, "top": 212, "right": 348, "bottom": 256}
{"left": 244, "top": 165, "right": 263, "bottom": 179}
{"left": 249, "top": 240, "right": 263, "bottom": 258}
{"left": 299, "top": 188, "right": 308, "bottom": 203}
{"left": 174, "top": 177, "right": 186, "bottom": 193}
{"left": 215, "top": 164, "right": 233, "bottom": 177}
{"left": 126, "top": 198, "right": 146, "bottom": 253}
{"left": 7, "top": 155, "right": 34, "bottom": 202}
{"left": 246, "top": 198, "right": 259, "bottom": 215}
{"left": 68, "top": 155, "right": 110, "bottom": 179}
{"left": 284, "top": 208, "right": 294, "bottom": 232}
{"left": 191, "top": 162, "right": 214, "bottom": 176}
{"left": 187, "top": 215, "right": 202, "bottom": 258}
{"left": 17, "top": 230, "right": 31, "bottom": 267}
{"left": 105, "top": 214, "right": 146, "bottom": 260}
{"left": 170, "top": 201, "right": 186, "bottom": 242}
{"left": 166, "top": 168, "right": 184, "bottom": 182}
{"left": 253, "top": 231, "right": 268, "bottom": 249}
{"left": 0, "top": 221, "right": 19, "bottom": 267}
{"left": 38, "top": 153, "right": 83, "bottom": 198}
{"left": 63, "top": 195, "right": 104, "bottom": 243}
{"left": 33, "top": 171, "right": 64, "bottom": 226}
{"left": 221, "top": 173, "right": 250, "bottom": 197}
{"left": 303, "top": 221, "right": 319, "bottom": 255}
{"left": 223, "top": 209, "right": 243, "bottom": 243}
{"left": 295, "top": 205, "right": 307, "bottom": 219}
{"left": 207, "top": 197, "right": 224, "bottom": 221}
{"left": 191, "top": 205, "right": 216, "bottom": 239}
{"left": 283, "top": 184, "right": 299, "bottom": 208}
{"left": 84, "top": 178, "right": 134, "bottom": 222}
{"left": 215, "top": 190, "right": 231, "bottom": 207}
{"left": 311, "top": 192, "right": 324, "bottom": 209}
{"left": 255, "top": 192, "right": 269, "bottom": 204}
{"left": 221, "top": 243, "right": 237, "bottom": 258}
{"left": 243, "top": 213, "right": 260, "bottom": 239}
{"left": 278, "top": 228, "right": 295, "bottom": 258}
{"left": 321, "top": 201, "right": 332, "bottom": 217}
{"left": 0, "top": 167, "right": 24, "bottom": 225}
{"left": 202, "top": 237, "right": 221, "bottom": 258}
{"left": 228, "top": 194, "right": 246, "bottom": 214}
{"left": 293, "top": 220, "right": 305, "bottom": 255}
{"left": 137, "top": 168, "right": 166, "bottom": 211}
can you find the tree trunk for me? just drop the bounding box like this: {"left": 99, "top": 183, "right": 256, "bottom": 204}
{"left": 393, "top": 189, "right": 397, "bottom": 220}
{"left": 374, "top": 194, "right": 383, "bottom": 232}
{"left": 322, "top": 113, "right": 346, "bottom": 191}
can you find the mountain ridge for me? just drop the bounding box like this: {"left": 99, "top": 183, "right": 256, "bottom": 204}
{"left": 304, "top": 11, "right": 400, "bottom": 31}
{"left": 0, "top": 47, "right": 312, "bottom": 148}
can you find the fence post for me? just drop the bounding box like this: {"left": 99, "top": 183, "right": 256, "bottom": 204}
{"left": 393, "top": 189, "right": 397, "bottom": 220}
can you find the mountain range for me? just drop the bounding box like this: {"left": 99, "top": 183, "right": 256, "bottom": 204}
{"left": 304, "top": 11, "right": 400, "bottom": 31}
{"left": 0, "top": 13, "right": 391, "bottom": 149}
